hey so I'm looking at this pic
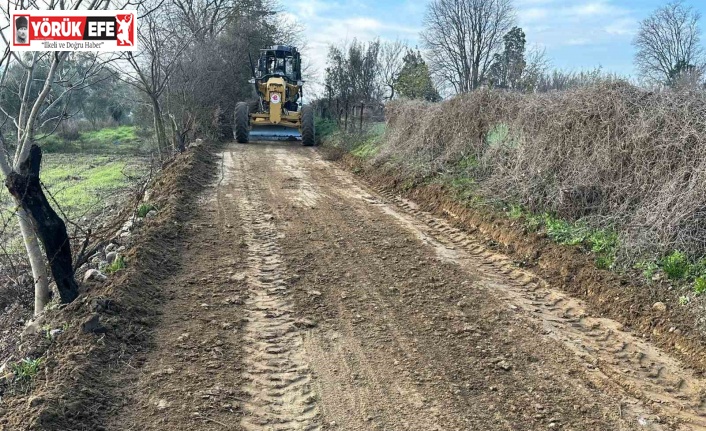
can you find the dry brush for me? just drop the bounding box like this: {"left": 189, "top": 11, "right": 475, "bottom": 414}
{"left": 377, "top": 82, "right": 706, "bottom": 263}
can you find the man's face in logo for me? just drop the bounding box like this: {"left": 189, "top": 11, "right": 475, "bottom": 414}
{"left": 16, "top": 17, "right": 28, "bottom": 42}
{"left": 17, "top": 25, "right": 27, "bottom": 41}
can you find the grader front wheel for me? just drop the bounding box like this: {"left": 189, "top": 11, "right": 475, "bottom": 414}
{"left": 234, "top": 102, "right": 250, "bottom": 144}
{"left": 301, "top": 105, "right": 315, "bottom": 146}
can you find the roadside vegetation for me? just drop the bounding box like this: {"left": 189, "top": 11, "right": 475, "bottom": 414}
{"left": 41, "top": 154, "right": 149, "bottom": 216}
{"left": 317, "top": 0, "right": 706, "bottom": 306}
{"left": 40, "top": 125, "right": 149, "bottom": 155}
{"left": 324, "top": 84, "right": 706, "bottom": 302}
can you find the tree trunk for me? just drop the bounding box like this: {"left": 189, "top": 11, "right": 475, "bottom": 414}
{"left": 151, "top": 97, "right": 168, "bottom": 159}
{"left": 16, "top": 209, "right": 50, "bottom": 315}
{"left": 344, "top": 101, "right": 349, "bottom": 132}
{"left": 169, "top": 114, "right": 186, "bottom": 153}
{"left": 6, "top": 145, "right": 79, "bottom": 306}
{"left": 359, "top": 103, "right": 364, "bottom": 132}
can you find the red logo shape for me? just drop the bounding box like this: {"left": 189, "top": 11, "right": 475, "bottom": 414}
{"left": 115, "top": 14, "right": 133, "bottom": 46}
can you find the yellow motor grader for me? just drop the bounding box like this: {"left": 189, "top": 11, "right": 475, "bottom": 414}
{"left": 234, "top": 45, "right": 315, "bottom": 146}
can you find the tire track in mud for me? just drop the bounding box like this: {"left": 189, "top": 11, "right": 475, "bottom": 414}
{"left": 224, "top": 150, "right": 321, "bottom": 431}
{"left": 364, "top": 186, "right": 706, "bottom": 430}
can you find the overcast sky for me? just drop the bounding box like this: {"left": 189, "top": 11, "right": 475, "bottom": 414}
{"left": 281, "top": 0, "right": 706, "bottom": 96}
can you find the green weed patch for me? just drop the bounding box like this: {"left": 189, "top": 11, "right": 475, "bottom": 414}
{"left": 41, "top": 126, "right": 145, "bottom": 155}
{"left": 137, "top": 203, "right": 157, "bottom": 218}
{"left": 662, "top": 251, "right": 689, "bottom": 280}
{"left": 106, "top": 256, "right": 126, "bottom": 274}
{"left": 11, "top": 358, "right": 41, "bottom": 383}
{"left": 501, "top": 205, "right": 618, "bottom": 270}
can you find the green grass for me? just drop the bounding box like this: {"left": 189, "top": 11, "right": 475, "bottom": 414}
{"left": 500, "top": 205, "right": 619, "bottom": 270}
{"left": 543, "top": 215, "right": 589, "bottom": 245}
{"left": 38, "top": 154, "right": 148, "bottom": 218}
{"left": 81, "top": 125, "right": 138, "bottom": 143}
{"left": 40, "top": 126, "right": 146, "bottom": 154}
{"left": 106, "top": 255, "right": 126, "bottom": 274}
{"left": 0, "top": 154, "right": 148, "bottom": 225}
{"left": 348, "top": 123, "right": 386, "bottom": 159}
{"left": 351, "top": 139, "right": 380, "bottom": 158}
{"left": 315, "top": 117, "right": 338, "bottom": 143}
{"left": 11, "top": 358, "right": 42, "bottom": 382}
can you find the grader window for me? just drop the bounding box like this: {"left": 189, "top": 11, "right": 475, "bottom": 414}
{"left": 258, "top": 49, "right": 298, "bottom": 81}
{"left": 285, "top": 57, "right": 294, "bottom": 79}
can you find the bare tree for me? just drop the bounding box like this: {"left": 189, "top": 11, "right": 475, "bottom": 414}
{"left": 171, "top": 0, "right": 233, "bottom": 42}
{"left": 518, "top": 46, "right": 550, "bottom": 92}
{"left": 324, "top": 39, "right": 384, "bottom": 127}
{"left": 422, "top": 0, "right": 514, "bottom": 94}
{"left": 119, "top": 3, "right": 187, "bottom": 159}
{"left": 533, "top": 67, "right": 623, "bottom": 93}
{"left": 633, "top": 0, "right": 704, "bottom": 86}
{"left": 379, "top": 39, "right": 406, "bottom": 100}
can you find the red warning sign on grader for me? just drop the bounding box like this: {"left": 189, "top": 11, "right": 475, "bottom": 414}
{"left": 10, "top": 10, "right": 137, "bottom": 51}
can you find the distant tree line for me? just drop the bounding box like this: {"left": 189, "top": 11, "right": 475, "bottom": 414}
{"left": 320, "top": 39, "right": 440, "bottom": 125}
{"left": 411, "top": 0, "right": 706, "bottom": 97}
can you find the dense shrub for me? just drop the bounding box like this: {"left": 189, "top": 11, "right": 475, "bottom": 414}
{"left": 376, "top": 83, "right": 706, "bottom": 264}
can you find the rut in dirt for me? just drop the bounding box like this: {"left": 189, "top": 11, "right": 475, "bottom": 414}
{"left": 225, "top": 150, "right": 321, "bottom": 430}
{"left": 231, "top": 143, "right": 637, "bottom": 430}
{"left": 372, "top": 189, "right": 706, "bottom": 428}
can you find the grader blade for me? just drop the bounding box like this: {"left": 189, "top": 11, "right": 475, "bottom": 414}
{"left": 248, "top": 125, "right": 302, "bottom": 141}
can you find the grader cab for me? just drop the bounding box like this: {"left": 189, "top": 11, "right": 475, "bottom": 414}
{"left": 233, "top": 45, "right": 315, "bottom": 146}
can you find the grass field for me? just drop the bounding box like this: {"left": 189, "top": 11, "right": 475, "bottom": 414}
{"left": 39, "top": 125, "right": 149, "bottom": 155}
{"left": 40, "top": 154, "right": 149, "bottom": 218}
{"left": 0, "top": 126, "right": 152, "bottom": 255}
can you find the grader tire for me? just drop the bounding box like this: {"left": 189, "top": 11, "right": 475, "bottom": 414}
{"left": 301, "top": 105, "right": 315, "bottom": 146}
{"left": 234, "top": 102, "right": 250, "bottom": 144}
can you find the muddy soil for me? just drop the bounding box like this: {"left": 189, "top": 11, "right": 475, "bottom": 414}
{"left": 10, "top": 142, "right": 706, "bottom": 430}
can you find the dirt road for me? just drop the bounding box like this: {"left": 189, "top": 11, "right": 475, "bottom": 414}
{"left": 106, "top": 142, "right": 706, "bottom": 430}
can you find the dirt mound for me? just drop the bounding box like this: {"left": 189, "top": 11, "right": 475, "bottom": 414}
{"left": 0, "top": 143, "right": 218, "bottom": 431}
{"left": 351, "top": 155, "right": 706, "bottom": 377}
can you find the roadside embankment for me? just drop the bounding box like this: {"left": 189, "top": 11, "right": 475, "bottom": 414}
{"left": 331, "top": 83, "right": 706, "bottom": 376}
{"left": 0, "top": 141, "right": 218, "bottom": 431}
